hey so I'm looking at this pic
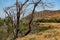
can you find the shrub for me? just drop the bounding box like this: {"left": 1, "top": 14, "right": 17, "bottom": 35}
{"left": 29, "top": 38, "right": 36, "bottom": 40}
{"left": 0, "top": 18, "right": 4, "bottom": 26}
{"left": 36, "top": 19, "right": 60, "bottom": 23}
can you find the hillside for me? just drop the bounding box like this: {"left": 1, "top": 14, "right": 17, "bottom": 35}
{"left": 22, "top": 10, "right": 60, "bottom": 23}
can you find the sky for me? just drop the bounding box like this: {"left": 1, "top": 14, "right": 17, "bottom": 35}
{"left": 0, "top": 0, "right": 60, "bottom": 18}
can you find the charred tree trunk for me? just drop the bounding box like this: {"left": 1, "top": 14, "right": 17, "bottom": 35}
{"left": 24, "top": 4, "right": 37, "bottom": 36}
{"left": 13, "top": 0, "right": 20, "bottom": 40}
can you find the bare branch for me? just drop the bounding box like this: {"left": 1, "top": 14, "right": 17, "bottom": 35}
{"left": 22, "top": 0, "right": 29, "bottom": 6}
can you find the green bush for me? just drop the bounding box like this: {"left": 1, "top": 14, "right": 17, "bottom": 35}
{"left": 29, "top": 38, "right": 36, "bottom": 40}
{"left": 36, "top": 19, "right": 60, "bottom": 23}
{"left": 19, "top": 22, "right": 28, "bottom": 36}
{"left": 0, "top": 29, "right": 3, "bottom": 40}
{"left": 7, "top": 25, "right": 12, "bottom": 34}
{"left": 30, "top": 25, "right": 53, "bottom": 34}
{"left": 0, "top": 18, "right": 4, "bottom": 26}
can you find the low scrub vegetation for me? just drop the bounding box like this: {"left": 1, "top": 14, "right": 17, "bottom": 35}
{"left": 0, "top": 17, "right": 57, "bottom": 40}
{"left": 35, "top": 19, "right": 60, "bottom": 23}
{"left": 0, "top": 18, "right": 4, "bottom": 26}
{"left": 29, "top": 37, "right": 36, "bottom": 40}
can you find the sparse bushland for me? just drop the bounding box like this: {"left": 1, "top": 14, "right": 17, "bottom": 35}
{"left": 0, "top": 18, "right": 54, "bottom": 40}
{"left": 0, "top": 17, "right": 60, "bottom": 40}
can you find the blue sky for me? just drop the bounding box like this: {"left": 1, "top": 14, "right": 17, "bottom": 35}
{"left": 0, "top": 0, "right": 60, "bottom": 18}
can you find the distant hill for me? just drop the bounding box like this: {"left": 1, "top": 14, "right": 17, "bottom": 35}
{"left": 22, "top": 10, "right": 60, "bottom": 23}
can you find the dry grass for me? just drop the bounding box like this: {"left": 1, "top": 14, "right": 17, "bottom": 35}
{"left": 17, "top": 23, "right": 60, "bottom": 40}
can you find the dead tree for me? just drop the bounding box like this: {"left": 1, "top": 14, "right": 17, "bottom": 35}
{"left": 3, "top": 0, "right": 54, "bottom": 40}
